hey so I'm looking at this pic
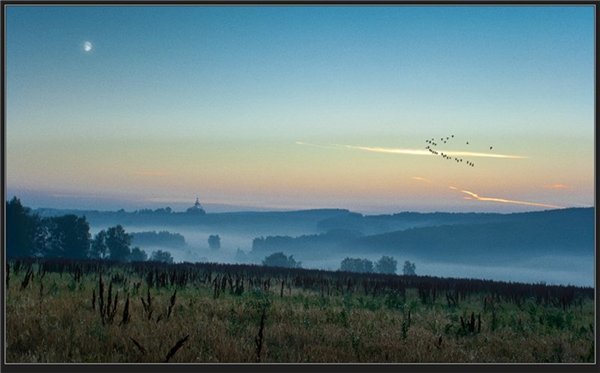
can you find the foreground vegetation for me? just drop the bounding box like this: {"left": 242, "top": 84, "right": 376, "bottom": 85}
{"left": 6, "top": 258, "right": 595, "bottom": 363}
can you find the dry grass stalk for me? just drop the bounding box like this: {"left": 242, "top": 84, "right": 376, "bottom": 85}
{"left": 436, "top": 336, "right": 443, "bottom": 349}
{"left": 130, "top": 337, "right": 147, "bottom": 355}
{"left": 460, "top": 312, "right": 480, "bottom": 334}
{"left": 107, "top": 281, "right": 113, "bottom": 315}
{"left": 213, "top": 277, "right": 220, "bottom": 299}
{"left": 107, "top": 292, "right": 119, "bottom": 324}
{"left": 20, "top": 267, "right": 33, "bottom": 290}
{"left": 164, "top": 335, "right": 190, "bottom": 362}
{"left": 140, "top": 287, "right": 153, "bottom": 320}
{"left": 120, "top": 294, "right": 130, "bottom": 326}
{"left": 99, "top": 274, "right": 105, "bottom": 323}
{"left": 167, "top": 289, "right": 177, "bottom": 319}
{"left": 255, "top": 307, "right": 267, "bottom": 362}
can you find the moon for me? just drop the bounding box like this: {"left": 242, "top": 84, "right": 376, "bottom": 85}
{"left": 83, "top": 41, "right": 93, "bottom": 53}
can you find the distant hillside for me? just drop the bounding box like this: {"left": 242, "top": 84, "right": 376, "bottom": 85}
{"left": 316, "top": 208, "right": 594, "bottom": 236}
{"left": 33, "top": 207, "right": 354, "bottom": 233}
{"left": 252, "top": 229, "right": 364, "bottom": 254}
{"left": 34, "top": 206, "right": 594, "bottom": 264}
{"left": 317, "top": 211, "right": 509, "bottom": 235}
{"left": 354, "top": 208, "right": 593, "bottom": 262}
{"left": 253, "top": 208, "right": 594, "bottom": 264}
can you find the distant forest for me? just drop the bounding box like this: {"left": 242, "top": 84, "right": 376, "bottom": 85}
{"left": 130, "top": 231, "right": 186, "bottom": 248}
{"left": 8, "top": 196, "right": 594, "bottom": 268}
{"left": 5, "top": 197, "right": 172, "bottom": 263}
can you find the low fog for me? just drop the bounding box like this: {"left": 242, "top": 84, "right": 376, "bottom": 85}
{"left": 87, "top": 207, "right": 594, "bottom": 288}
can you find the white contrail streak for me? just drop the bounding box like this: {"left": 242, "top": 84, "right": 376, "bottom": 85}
{"left": 294, "top": 141, "right": 339, "bottom": 150}
{"left": 441, "top": 150, "right": 527, "bottom": 159}
{"left": 339, "top": 144, "right": 527, "bottom": 159}
{"left": 296, "top": 141, "right": 526, "bottom": 159}
{"left": 456, "top": 188, "right": 562, "bottom": 209}
{"left": 411, "top": 176, "right": 432, "bottom": 183}
{"left": 334, "top": 144, "right": 431, "bottom": 156}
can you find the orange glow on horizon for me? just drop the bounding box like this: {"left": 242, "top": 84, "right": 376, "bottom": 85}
{"left": 543, "top": 183, "right": 569, "bottom": 190}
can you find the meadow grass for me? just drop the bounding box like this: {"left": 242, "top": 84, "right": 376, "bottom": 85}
{"left": 5, "top": 260, "right": 595, "bottom": 363}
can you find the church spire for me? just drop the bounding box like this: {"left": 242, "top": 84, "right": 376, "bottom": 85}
{"left": 186, "top": 195, "right": 206, "bottom": 214}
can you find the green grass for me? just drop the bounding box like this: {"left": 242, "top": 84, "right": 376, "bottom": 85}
{"left": 5, "top": 260, "right": 595, "bottom": 363}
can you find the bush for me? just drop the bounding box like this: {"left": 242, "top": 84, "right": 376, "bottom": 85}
{"left": 150, "top": 250, "right": 174, "bottom": 264}
{"left": 262, "top": 252, "right": 301, "bottom": 268}
{"left": 106, "top": 225, "right": 131, "bottom": 262}
{"left": 375, "top": 256, "right": 397, "bottom": 274}
{"left": 403, "top": 260, "right": 416, "bottom": 276}
{"left": 129, "top": 247, "right": 148, "bottom": 262}
{"left": 340, "top": 257, "right": 373, "bottom": 273}
{"left": 208, "top": 234, "right": 221, "bottom": 250}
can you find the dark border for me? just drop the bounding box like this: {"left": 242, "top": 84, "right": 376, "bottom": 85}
{"left": 0, "top": 1, "right": 599, "bottom": 5}
{"left": 1, "top": 1, "right": 598, "bottom": 372}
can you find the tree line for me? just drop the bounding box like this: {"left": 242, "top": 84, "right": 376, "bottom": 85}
{"left": 130, "top": 230, "right": 186, "bottom": 248}
{"left": 261, "top": 251, "right": 416, "bottom": 276}
{"left": 6, "top": 197, "right": 173, "bottom": 263}
{"left": 340, "top": 256, "right": 416, "bottom": 275}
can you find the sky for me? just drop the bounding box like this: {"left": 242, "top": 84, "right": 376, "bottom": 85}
{"left": 5, "top": 5, "right": 595, "bottom": 214}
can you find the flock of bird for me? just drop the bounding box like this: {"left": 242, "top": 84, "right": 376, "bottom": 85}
{"left": 424, "top": 135, "right": 494, "bottom": 168}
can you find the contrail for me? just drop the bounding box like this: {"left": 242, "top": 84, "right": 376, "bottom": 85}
{"left": 297, "top": 141, "right": 428, "bottom": 154}
{"left": 341, "top": 144, "right": 527, "bottom": 159}
{"left": 296, "top": 141, "right": 526, "bottom": 159}
{"left": 436, "top": 185, "right": 561, "bottom": 208}
{"left": 412, "top": 176, "right": 431, "bottom": 183}
{"left": 335, "top": 144, "right": 432, "bottom": 156}
{"left": 440, "top": 150, "right": 526, "bottom": 159}
{"left": 295, "top": 141, "right": 339, "bottom": 151}
{"left": 456, "top": 188, "right": 562, "bottom": 209}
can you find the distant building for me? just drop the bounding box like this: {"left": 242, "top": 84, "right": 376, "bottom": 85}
{"left": 186, "top": 196, "right": 206, "bottom": 215}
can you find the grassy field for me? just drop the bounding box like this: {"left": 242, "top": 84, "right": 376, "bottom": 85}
{"left": 5, "top": 259, "right": 595, "bottom": 363}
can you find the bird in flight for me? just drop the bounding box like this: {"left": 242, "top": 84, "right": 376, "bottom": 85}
{"left": 424, "top": 134, "right": 492, "bottom": 169}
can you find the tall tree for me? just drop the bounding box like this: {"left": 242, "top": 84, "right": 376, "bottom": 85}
{"left": 129, "top": 247, "right": 148, "bottom": 262}
{"left": 90, "top": 230, "right": 108, "bottom": 259}
{"left": 403, "top": 260, "right": 416, "bottom": 276}
{"left": 375, "top": 256, "right": 398, "bottom": 274}
{"left": 340, "top": 257, "right": 374, "bottom": 273}
{"left": 208, "top": 234, "right": 221, "bottom": 250}
{"left": 150, "top": 250, "right": 173, "bottom": 263}
{"left": 46, "top": 215, "right": 91, "bottom": 259}
{"left": 6, "top": 197, "right": 39, "bottom": 258}
{"left": 262, "top": 252, "right": 301, "bottom": 268}
{"left": 106, "top": 225, "right": 131, "bottom": 262}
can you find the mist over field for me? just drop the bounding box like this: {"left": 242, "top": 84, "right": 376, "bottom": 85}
{"left": 35, "top": 205, "right": 594, "bottom": 287}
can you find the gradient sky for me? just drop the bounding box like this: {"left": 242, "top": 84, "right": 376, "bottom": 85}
{"left": 5, "top": 5, "right": 595, "bottom": 213}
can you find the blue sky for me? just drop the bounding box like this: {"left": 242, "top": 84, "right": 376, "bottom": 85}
{"left": 5, "top": 5, "right": 595, "bottom": 213}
